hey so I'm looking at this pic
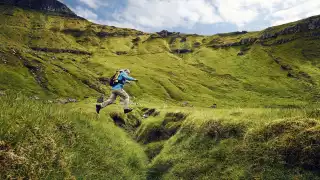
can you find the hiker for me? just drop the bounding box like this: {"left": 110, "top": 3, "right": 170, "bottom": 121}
{"left": 96, "top": 69, "right": 138, "bottom": 114}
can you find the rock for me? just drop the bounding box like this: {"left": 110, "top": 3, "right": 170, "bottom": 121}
{"left": 56, "top": 98, "right": 77, "bottom": 104}
{"left": 287, "top": 72, "right": 297, "bottom": 78}
{"left": 32, "top": 96, "right": 40, "bottom": 100}
{"left": 115, "top": 51, "right": 128, "bottom": 55}
{"left": 31, "top": 47, "right": 92, "bottom": 55}
{"left": 181, "top": 101, "right": 189, "bottom": 107}
{"left": 0, "top": 91, "right": 6, "bottom": 96}
{"left": 67, "top": 98, "right": 77, "bottom": 103}
{"left": 210, "top": 104, "right": 217, "bottom": 108}
{"left": 260, "top": 16, "right": 320, "bottom": 41}
{"left": 156, "top": 30, "right": 180, "bottom": 38}
{"left": 57, "top": 99, "right": 68, "bottom": 104}
{"left": 281, "top": 64, "right": 292, "bottom": 71}
{"left": 310, "top": 32, "right": 320, "bottom": 37}
{"left": 299, "top": 71, "right": 311, "bottom": 79}
{"left": 237, "top": 51, "right": 244, "bottom": 56}
{"left": 1, "top": 0, "right": 78, "bottom": 17}
{"left": 274, "top": 38, "right": 295, "bottom": 45}
{"left": 132, "top": 37, "right": 141, "bottom": 43}
{"left": 240, "top": 38, "right": 257, "bottom": 45}
{"left": 260, "top": 33, "right": 277, "bottom": 40}
{"left": 180, "top": 37, "right": 187, "bottom": 42}
{"left": 172, "top": 49, "right": 192, "bottom": 54}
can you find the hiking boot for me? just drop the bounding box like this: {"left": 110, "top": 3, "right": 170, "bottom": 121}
{"left": 124, "top": 108, "right": 133, "bottom": 114}
{"left": 97, "top": 95, "right": 104, "bottom": 103}
{"left": 96, "top": 104, "right": 102, "bottom": 114}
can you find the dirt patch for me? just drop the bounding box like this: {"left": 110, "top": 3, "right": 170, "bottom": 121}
{"left": 109, "top": 112, "right": 126, "bottom": 128}
{"left": 137, "top": 112, "right": 188, "bottom": 144}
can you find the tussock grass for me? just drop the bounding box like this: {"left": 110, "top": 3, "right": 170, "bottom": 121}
{"left": 146, "top": 107, "right": 320, "bottom": 179}
{"left": 0, "top": 94, "right": 147, "bottom": 179}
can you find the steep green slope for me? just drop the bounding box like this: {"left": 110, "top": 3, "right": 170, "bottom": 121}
{"left": 1, "top": 4, "right": 320, "bottom": 107}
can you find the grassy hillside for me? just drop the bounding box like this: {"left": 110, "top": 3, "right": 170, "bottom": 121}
{"left": 1, "top": 5, "right": 320, "bottom": 107}
{"left": 0, "top": 93, "right": 147, "bottom": 179}
{"left": 1, "top": 3, "right": 320, "bottom": 180}
{"left": 2, "top": 92, "right": 320, "bottom": 179}
{"left": 141, "top": 108, "right": 320, "bottom": 179}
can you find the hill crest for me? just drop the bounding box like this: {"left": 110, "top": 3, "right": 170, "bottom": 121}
{"left": 0, "top": 0, "right": 77, "bottom": 17}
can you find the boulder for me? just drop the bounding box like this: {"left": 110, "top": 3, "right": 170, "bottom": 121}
{"left": 237, "top": 51, "right": 244, "bottom": 56}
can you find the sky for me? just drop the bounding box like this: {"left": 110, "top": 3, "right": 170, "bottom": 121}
{"left": 60, "top": 0, "right": 320, "bottom": 35}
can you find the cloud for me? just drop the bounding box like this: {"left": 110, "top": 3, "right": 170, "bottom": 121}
{"left": 271, "top": 0, "right": 320, "bottom": 26}
{"left": 68, "top": 0, "right": 320, "bottom": 34}
{"left": 111, "top": 0, "right": 222, "bottom": 29}
{"left": 78, "top": 0, "right": 108, "bottom": 9}
{"left": 71, "top": 6, "right": 98, "bottom": 22}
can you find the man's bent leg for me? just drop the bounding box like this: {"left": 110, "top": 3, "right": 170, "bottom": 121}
{"left": 117, "top": 89, "right": 130, "bottom": 110}
{"left": 101, "top": 91, "right": 117, "bottom": 108}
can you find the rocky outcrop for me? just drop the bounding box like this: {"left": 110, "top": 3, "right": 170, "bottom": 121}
{"left": 31, "top": 47, "right": 92, "bottom": 55}
{"left": 0, "top": 0, "right": 77, "bottom": 17}
{"left": 172, "top": 49, "right": 193, "bottom": 54}
{"left": 210, "top": 37, "right": 257, "bottom": 48}
{"left": 115, "top": 51, "right": 128, "bottom": 55}
{"left": 260, "top": 16, "right": 320, "bottom": 40}
{"left": 23, "top": 59, "right": 49, "bottom": 89}
{"left": 240, "top": 38, "right": 258, "bottom": 45}
{"left": 156, "top": 30, "right": 180, "bottom": 38}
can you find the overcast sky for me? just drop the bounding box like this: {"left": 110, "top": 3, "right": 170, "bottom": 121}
{"left": 60, "top": 0, "right": 320, "bottom": 35}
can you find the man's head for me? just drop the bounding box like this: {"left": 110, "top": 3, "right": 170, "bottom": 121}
{"left": 124, "top": 69, "right": 131, "bottom": 74}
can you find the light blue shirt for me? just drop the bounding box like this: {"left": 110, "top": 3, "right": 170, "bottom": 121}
{"left": 112, "top": 71, "right": 136, "bottom": 90}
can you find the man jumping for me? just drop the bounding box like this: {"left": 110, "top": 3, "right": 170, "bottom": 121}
{"left": 96, "top": 69, "right": 138, "bottom": 114}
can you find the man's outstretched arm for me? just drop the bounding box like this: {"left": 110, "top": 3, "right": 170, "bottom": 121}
{"left": 122, "top": 72, "right": 137, "bottom": 81}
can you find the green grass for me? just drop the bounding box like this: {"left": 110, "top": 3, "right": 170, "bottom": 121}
{"left": 0, "top": 93, "right": 147, "bottom": 179}
{"left": 142, "top": 107, "right": 320, "bottom": 179}
{"left": 1, "top": 4, "right": 320, "bottom": 179}
{"left": 1, "top": 5, "right": 320, "bottom": 108}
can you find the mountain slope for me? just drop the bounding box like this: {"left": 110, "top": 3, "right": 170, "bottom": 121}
{"left": 1, "top": 2, "right": 320, "bottom": 180}
{"left": 1, "top": 4, "right": 320, "bottom": 107}
{"left": 0, "top": 0, "right": 77, "bottom": 16}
